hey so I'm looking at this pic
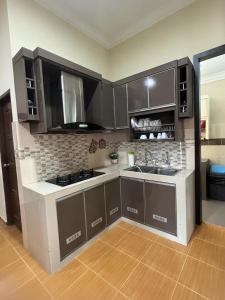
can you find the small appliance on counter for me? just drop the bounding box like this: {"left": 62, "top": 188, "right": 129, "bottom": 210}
{"left": 46, "top": 169, "right": 105, "bottom": 187}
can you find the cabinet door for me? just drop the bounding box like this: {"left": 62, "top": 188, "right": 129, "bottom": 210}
{"left": 114, "top": 85, "right": 129, "bottom": 129}
{"left": 149, "top": 69, "right": 176, "bottom": 108}
{"left": 101, "top": 82, "right": 115, "bottom": 129}
{"left": 145, "top": 181, "right": 177, "bottom": 235}
{"left": 86, "top": 82, "right": 102, "bottom": 126}
{"left": 57, "top": 193, "right": 86, "bottom": 260}
{"left": 121, "top": 178, "right": 144, "bottom": 223}
{"left": 85, "top": 185, "right": 106, "bottom": 240}
{"left": 128, "top": 77, "right": 149, "bottom": 112}
{"left": 105, "top": 179, "right": 121, "bottom": 225}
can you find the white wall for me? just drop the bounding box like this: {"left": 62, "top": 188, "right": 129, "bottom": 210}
{"left": 0, "top": 0, "right": 12, "bottom": 96}
{"left": 6, "top": 0, "right": 109, "bottom": 79}
{"left": 109, "top": 0, "right": 225, "bottom": 81}
{"left": 201, "top": 79, "right": 225, "bottom": 139}
{"left": 0, "top": 0, "right": 12, "bottom": 221}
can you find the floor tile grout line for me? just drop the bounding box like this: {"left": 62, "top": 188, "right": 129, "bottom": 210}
{"left": 113, "top": 242, "right": 154, "bottom": 300}
{"left": 76, "top": 234, "right": 154, "bottom": 299}
{"left": 169, "top": 252, "right": 189, "bottom": 299}
{"left": 78, "top": 239, "right": 116, "bottom": 269}
{"left": 194, "top": 235, "right": 225, "bottom": 249}
{"left": 3, "top": 223, "right": 225, "bottom": 299}
{"left": 6, "top": 238, "right": 55, "bottom": 299}
{"left": 0, "top": 256, "right": 21, "bottom": 272}
{"left": 186, "top": 253, "right": 225, "bottom": 273}
{"left": 77, "top": 257, "right": 130, "bottom": 299}
{"left": 56, "top": 268, "right": 89, "bottom": 299}
{"left": 99, "top": 239, "right": 142, "bottom": 263}
{"left": 170, "top": 240, "right": 212, "bottom": 300}
{"left": 170, "top": 239, "right": 195, "bottom": 299}
{"left": 125, "top": 228, "right": 158, "bottom": 242}
{"left": 176, "top": 282, "right": 210, "bottom": 300}
{"left": 101, "top": 235, "right": 193, "bottom": 285}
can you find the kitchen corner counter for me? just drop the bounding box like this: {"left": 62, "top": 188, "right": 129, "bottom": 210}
{"left": 22, "top": 165, "right": 195, "bottom": 274}
{"left": 23, "top": 164, "right": 194, "bottom": 198}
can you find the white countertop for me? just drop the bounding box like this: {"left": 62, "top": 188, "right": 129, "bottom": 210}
{"left": 23, "top": 164, "right": 194, "bottom": 198}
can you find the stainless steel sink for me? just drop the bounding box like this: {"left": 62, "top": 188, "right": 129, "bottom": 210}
{"left": 125, "top": 165, "right": 179, "bottom": 176}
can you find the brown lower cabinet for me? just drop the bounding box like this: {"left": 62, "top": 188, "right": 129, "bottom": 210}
{"left": 121, "top": 177, "right": 145, "bottom": 223}
{"left": 56, "top": 193, "right": 86, "bottom": 260}
{"left": 57, "top": 178, "right": 177, "bottom": 261}
{"left": 85, "top": 185, "right": 106, "bottom": 240}
{"left": 145, "top": 181, "right": 177, "bottom": 235}
{"left": 105, "top": 178, "right": 121, "bottom": 225}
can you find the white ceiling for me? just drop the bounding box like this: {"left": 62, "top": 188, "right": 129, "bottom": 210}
{"left": 34, "top": 0, "right": 195, "bottom": 48}
{"left": 201, "top": 54, "right": 225, "bottom": 84}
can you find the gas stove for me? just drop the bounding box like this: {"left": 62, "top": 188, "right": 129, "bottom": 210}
{"left": 46, "top": 169, "right": 105, "bottom": 187}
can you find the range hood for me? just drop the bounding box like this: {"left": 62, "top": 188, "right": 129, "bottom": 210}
{"left": 53, "top": 71, "right": 105, "bottom": 133}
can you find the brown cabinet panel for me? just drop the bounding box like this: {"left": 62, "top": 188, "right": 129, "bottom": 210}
{"left": 105, "top": 179, "right": 121, "bottom": 225}
{"left": 149, "top": 69, "right": 176, "bottom": 108}
{"left": 121, "top": 177, "right": 144, "bottom": 223}
{"left": 145, "top": 181, "right": 177, "bottom": 235}
{"left": 85, "top": 185, "right": 106, "bottom": 240}
{"left": 57, "top": 193, "right": 86, "bottom": 260}
{"left": 114, "top": 85, "right": 129, "bottom": 129}
{"left": 128, "top": 77, "right": 149, "bottom": 112}
{"left": 101, "top": 82, "right": 115, "bottom": 129}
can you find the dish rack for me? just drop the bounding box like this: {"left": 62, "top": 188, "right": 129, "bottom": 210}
{"left": 133, "top": 123, "right": 175, "bottom": 133}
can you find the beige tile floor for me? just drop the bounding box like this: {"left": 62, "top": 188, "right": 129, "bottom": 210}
{"left": 1, "top": 219, "right": 225, "bottom": 299}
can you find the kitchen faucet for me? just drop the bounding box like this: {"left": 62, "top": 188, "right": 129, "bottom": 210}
{"left": 145, "top": 150, "right": 157, "bottom": 167}
{"left": 163, "top": 151, "right": 171, "bottom": 168}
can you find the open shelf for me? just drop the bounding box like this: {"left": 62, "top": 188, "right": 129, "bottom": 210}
{"left": 130, "top": 110, "right": 176, "bottom": 141}
{"left": 24, "top": 59, "right": 39, "bottom": 120}
{"left": 178, "top": 61, "right": 193, "bottom": 119}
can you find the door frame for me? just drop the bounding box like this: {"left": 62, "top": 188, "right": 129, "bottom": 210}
{"left": 193, "top": 44, "right": 225, "bottom": 224}
{"left": 0, "top": 90, "right": 18, "bottom": 225}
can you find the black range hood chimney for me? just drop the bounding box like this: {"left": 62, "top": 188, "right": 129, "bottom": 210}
{"left": 49, "top": 71, "right": 105, "bottom": 133}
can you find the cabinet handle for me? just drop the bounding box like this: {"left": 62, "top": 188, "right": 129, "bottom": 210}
{"left": 91, "top": 217, "right": 103, "bottom": 228}
{"left": 127, "top": 206, "right": 138, "bottom": 214}
{"left": 153, "top": 214, "right": 167, "bottom": 223}
{"left": 110, "top": 206, "right": 119, "bottom": 216}
{"left": 66, "top": 230, "right": 81, "bottom": 244}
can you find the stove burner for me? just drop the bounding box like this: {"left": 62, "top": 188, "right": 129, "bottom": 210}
{"left": 46, "top": 169, "right": 104, "bottom": 186}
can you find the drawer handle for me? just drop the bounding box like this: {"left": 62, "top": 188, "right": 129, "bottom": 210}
{"left": 127, "top": 206, "right": 138, "bottom": 214}
{"left": 110, "top": 206, "right": 119, "bottom": 216}
{"left": 91, "top": 217, "right": 103, "bottom": 228}
{"left": 66, "top": 230, "right": 81, "bottom": 244}
{"left": 153, "top": 214, "right": 167, "bottom": 223}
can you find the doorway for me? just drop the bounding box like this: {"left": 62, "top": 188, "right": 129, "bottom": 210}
{"left": 0, "top": 91, "right": 21, "bottom": 230}
{"left": 194, "top": 44, "right": 225, "bottom": 225}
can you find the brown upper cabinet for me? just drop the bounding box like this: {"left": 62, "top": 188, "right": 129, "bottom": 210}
{"left": 114, "top": 84, "right": 129, "bottom": 129}
{"left": 13, "top": 49, "right": 39, "bottom": 122}
{"left": 101, "top": 81, "right": 115, "bottom": 129}
{"left": 148, "top": 69, "right": 176, "bottom": 109}
{"left": 13, "top": 48, "right": 193, "bottom": 134}
{"left": 127, "top": 69, "right": 176, "bottom": 113}
{"left": 127, "top": 77, "right": 149, "bottom": 112}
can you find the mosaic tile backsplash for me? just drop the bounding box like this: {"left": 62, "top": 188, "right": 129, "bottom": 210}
{"left": 118, "top": 141, "right": 187, "bottom": 169}
{"left": 15, "top": 132, "right": 192, "bottom": 181}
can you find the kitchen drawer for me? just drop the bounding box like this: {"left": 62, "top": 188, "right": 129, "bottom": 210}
{"left": 105, "top": 178, "right": 121, "bottom": 225}
{"left": 57, "top": 192, "right": 86, "bottom": 260}
{"left": 85, "top": 185, "right": 106, "bottom": 240}
{"left": 145, "top": 181, "right": 177, "bottom": 235}
{"left": 121, "top": 177, "right": 144, "bottom": 223}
